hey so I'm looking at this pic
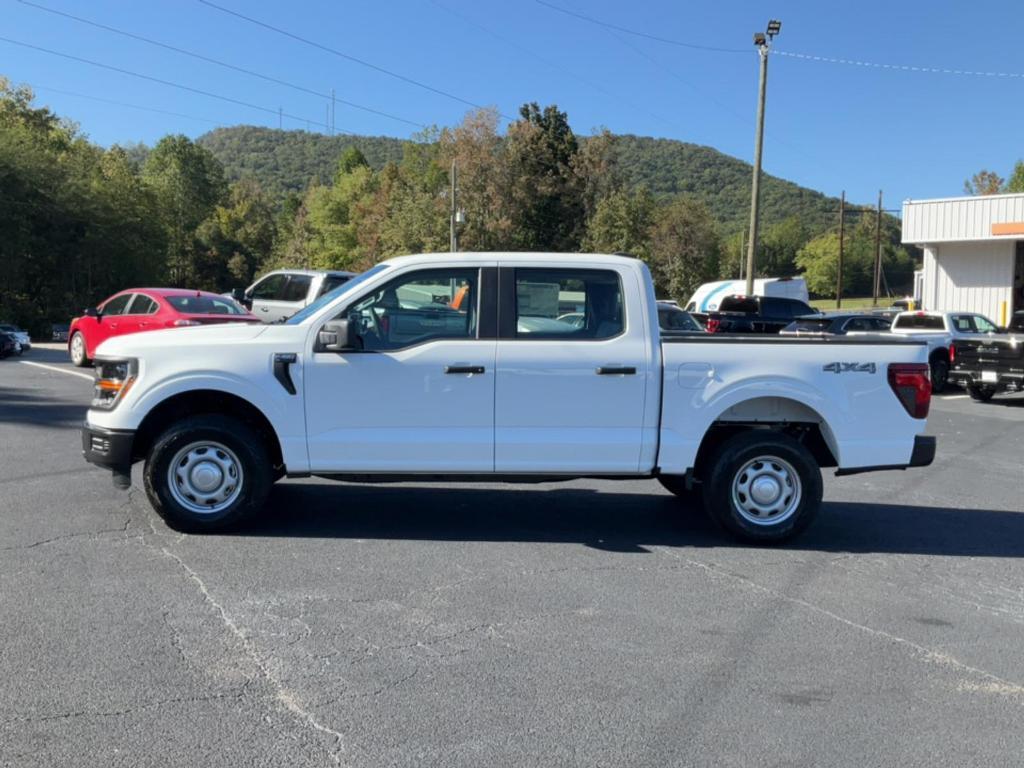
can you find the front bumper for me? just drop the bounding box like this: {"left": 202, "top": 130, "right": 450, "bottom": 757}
{"left": 82, "top": 423, "right": 135, "bottom": 486}
{"left": 835, "top": 435, "right": 936, "bottom": 476}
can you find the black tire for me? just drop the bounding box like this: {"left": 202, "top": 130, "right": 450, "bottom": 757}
{"left": 69, "top": 332, "right": 90, "bottom": 367}
{"left": 702, "top": 430, "right": 823, "bottom": 544}
{"left": 143, "top": 414, "right": 272, "bottom": 533}
{"left": 930, "top": 357, "right": 949, "bottom": 394}
{"left": 967, "top": 385, "right": 996, "bottom": 402}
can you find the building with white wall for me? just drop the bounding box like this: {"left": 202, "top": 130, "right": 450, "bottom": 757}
{"left": 902, "top": 193, "right": 1024, "bottom": 325}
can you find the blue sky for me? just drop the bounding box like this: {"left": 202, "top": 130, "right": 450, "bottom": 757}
{"left": 5, "top": 0, "right": 1023, "bottom": 208}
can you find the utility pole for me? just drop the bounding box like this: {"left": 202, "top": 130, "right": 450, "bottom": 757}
{"left": 744, "top": 20, "right": 781, "bottom": 295}
{"left": 836, "top": 190, "right": 845, "bottom": 308}
{"left": 449, "top": 159, "right": 458, "bottom": 253}
{"left": 872, "top": 190, "right": 883, "bottom": 307}
{"left": 278, "top": 107, "right": 282, "bottom": 130}
{"left": 331, "top": 88, "right": 336, "bottom": 135}
{"left": 738, "top": 231, "right": 745, "bottom": 280}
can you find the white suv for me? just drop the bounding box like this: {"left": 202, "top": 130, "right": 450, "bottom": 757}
{"left": 240, "top": 270, "right": 356, "bottom": 323}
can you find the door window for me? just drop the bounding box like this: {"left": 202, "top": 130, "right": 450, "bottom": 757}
{"left": 250, "top": 274, "right": 288, "bottom": 300}
{"left": 100, "top": 294, "right": 133, "bottom": 315}
{"left": 127, "top": 295, "right": 160, "bottom": 315}
{"left": 972, "top": 315, "right": 998, "bottom": 333}
{"left": 346, "top": 268, "right": 478, "bottom": 351}
{"left": 514, "top": 269, "right": 623, "bottom": 339}
{"left": 282, "top": 275, "right": 313, "bottom": 303}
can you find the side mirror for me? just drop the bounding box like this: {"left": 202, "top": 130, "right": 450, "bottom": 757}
{"left": 317, "top": 319, "right": 361, "bottom": 352}
{"left": 83, "top": 307, "right": 101, "bottom": 319}
{"left": 231, "top": 288, "right": 252, "bottom": 310}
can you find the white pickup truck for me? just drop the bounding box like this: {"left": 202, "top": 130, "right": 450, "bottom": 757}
{"left": 82, "top": 253, "right": 936, "bottom": 543}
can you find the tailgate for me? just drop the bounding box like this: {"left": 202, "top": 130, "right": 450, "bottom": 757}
{"left": 956, "top": 337, "right": 1024, "bottom": 369}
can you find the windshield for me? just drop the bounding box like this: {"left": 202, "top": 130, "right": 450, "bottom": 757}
{"left": 284, "top": 264, "right": 390, "bottom": 325}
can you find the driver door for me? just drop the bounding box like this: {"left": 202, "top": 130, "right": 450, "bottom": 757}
{"left": 304, "top": 265, "right": 497, "bottom": 473}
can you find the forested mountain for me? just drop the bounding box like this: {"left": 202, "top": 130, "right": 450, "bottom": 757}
{"left": 197, "top": 126, "right": 841, "bottom": 235}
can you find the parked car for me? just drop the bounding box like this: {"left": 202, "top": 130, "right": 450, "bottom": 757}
{"left": 657, "top": 302, "right": 705, "bottom": 333}
{"left": 0, "top": 331, "right": 17, "bottom": 359}
{"left": 69, "top": 289, "right": 261, "bottom": 367}
{"left": 948, "top": 311, "right": 1024, "bottom": 401}
{"left": 696, "top": 295, "right": 821, "bottom": 334}
{"left": 51, "top": 323, "right": 70, "bottom": 343}
{"left": 0, "top": 323, "right": 30, "bottom": 353}
{"left": 780, "top": 313, "right": 893, "bottom": 336}
{"left": 889, "top": 311, "right": 1001, "bottom": 392}
{"left": 236, "top": 269, "right": 357, "bottom": 324}
{"left": 81, "top": 253, "right": 934, "bottom": 544}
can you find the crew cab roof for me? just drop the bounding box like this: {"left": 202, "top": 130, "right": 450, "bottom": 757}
{"left": 379, "top": 252, "right": 644, "bottom": 270}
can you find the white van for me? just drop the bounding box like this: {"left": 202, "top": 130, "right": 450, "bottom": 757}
{"left": 685, "top": 277, "right": 809, "bottom": 313}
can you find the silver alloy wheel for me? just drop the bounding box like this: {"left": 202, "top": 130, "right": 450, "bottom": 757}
{"left": 730, "top": 455, "right": 802, "bottom": 526}
{"left": 167, "top": 441, "right": 244, "bottom": 515}
{"left": 70, "top": 333, "right": 85, "bottom": 364}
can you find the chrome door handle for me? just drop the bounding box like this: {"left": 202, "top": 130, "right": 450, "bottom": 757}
{"left": 445, "top": 365, "right": 485, "bottom": 374}
{"left": 596, "top": 366, "right": 636, "bottom": 375}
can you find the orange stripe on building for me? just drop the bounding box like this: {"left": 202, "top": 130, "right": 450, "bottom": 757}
{"left": 991, "top": 222, "right": 1024, "bottom": 235}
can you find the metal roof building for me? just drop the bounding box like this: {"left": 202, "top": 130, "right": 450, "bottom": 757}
{"left": 902, "top": 193, "right": 1024, "bottom": 325}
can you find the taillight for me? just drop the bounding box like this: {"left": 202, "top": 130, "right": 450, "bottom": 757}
{"left": 706, "top": 317, "right": 721, "bottom": 333}
{"left": 888, "top": 363, "right": 931, "bottom": 419}
{"left": 948, "top": 343, "right": 956, "bottom": 364}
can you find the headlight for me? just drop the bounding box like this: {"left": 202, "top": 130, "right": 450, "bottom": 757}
{"left": 92, "top": 357, "right": 138, "bottom": 410}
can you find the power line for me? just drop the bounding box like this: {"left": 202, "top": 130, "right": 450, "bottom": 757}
{"left": 0, "top": 36, "right": 332, "bottom": 131}
{"left": 774, "top": 49, "right": 1024, "bottom": 79}
{"left": 534, "top": 0, "right": 747, "bottom": 54}
{"left": 197, "top": 0, "right": 515, "bottom": 121}
{"left": 17, "top": 0, "right": 426, "bottom": 130}
{"left": 30, "top": 84, "right": 224, "bottom": 126}
{"left": 427, "top": 0, "right": 680, "bottom": 131}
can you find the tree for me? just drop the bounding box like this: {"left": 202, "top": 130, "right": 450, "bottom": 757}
{"left": 1005, "top": 161, "right": 1024, "bottom": 194}
{"left": 503, "top": 103, "right": 585, "bottom": 251}
{"left": 195, "top": 178, "right": 276, "bottom": 290}
{"left": 647, "top": 197, "right": 721, "bottom": 302}
{"left": 142, "top": 135, "right": 227, "bottom": 283}
{"left": 582, "top": 188, "right": 655, "bottom": 261}
{"left": 758, "top": 216, "right": 810, "bottom": 277}
{"left": 964, "top": 169, "right": 1004, "bottom": 196}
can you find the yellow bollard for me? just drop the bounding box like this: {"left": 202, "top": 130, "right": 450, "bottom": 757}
{"left": 1001, "top": 300, "right": 1008, "bottom": 327}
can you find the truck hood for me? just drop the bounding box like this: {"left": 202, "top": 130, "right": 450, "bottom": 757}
{"left": 95, "top": 322, "right": 269, "bottom": 358}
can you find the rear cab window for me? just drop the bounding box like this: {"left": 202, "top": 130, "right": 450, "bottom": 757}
{"left": 514, "top": 269, "right": 623, "bottom": 339}
{"left": 318, "top": 275, "right": 352, "bottom": 297}
{"left": 282, "top": 275, "right": 313, "bottom": 303}
{"left": 894, "top": 314, "right": 946, "bottom": 330}
{"left": 718, "top": 296, "right": 759, "bottom": 314}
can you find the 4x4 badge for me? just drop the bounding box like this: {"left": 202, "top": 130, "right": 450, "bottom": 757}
{"left": 823, "top": 362, "right": 876, "bottom": 374}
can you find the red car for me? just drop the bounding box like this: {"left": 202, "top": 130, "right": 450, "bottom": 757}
{"left": 69, "top": 288, "right": 261, "bottom": 367}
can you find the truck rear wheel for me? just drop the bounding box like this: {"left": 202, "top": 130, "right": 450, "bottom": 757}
{"left": 143, "top": 415, "right": 272, "bottom": 533}
{"left": 930, "top": 357, "right": 949, "bottom": 394}
{"left": 702, "top": 431, "right": 822, "bottom": 544}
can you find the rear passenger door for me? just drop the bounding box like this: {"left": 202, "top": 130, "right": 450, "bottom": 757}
{"left": 494, "top": 265, "right": 651, "bottom": 473}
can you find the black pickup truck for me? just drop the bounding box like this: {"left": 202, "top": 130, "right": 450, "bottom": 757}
{"left": 949, "top": 311, "right": 1024, "bottom": 401}
{"left": 696, "top": 295, "right": 821, "bottom": 334}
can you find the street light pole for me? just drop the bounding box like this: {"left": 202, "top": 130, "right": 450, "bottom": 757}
{"left": 744, "top": 20, "right": 781, "bottom": 296}
{"left": 449, "top": 159, "right": 458, "bottom": 253}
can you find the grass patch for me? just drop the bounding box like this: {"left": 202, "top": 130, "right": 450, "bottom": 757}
{"left": 809, "top": 296, "right": 886, "bottom": 310}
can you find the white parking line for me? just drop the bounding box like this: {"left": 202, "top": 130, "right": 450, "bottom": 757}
{"left": 941, "top": 394, "right": 969, "bottom": 400}
{"left": 19, "top": 360, "right": 94, "bottom": 382}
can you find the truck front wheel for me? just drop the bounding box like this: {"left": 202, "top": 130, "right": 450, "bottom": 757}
{"left": 143, "top": 415, "right": 272, "bottom": 533}
{"left": 702, "top": 431, "right": 822, "bottom": 544}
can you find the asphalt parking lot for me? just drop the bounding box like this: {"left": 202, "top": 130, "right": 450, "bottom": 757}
{"left": 2, "top": 348, "right": 1023, "bottom": 767}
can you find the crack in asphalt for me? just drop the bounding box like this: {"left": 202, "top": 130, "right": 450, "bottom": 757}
{"left": 125, "top": 490, "right": 349, "bottom": 767}
{"left": 656, "top": 546, "right": 1024, "bottom": 699}
{"left": 1, "top": 690, "right": 247, "bottom": 725}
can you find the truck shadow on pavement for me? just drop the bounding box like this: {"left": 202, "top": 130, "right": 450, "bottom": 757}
{"left": 0, "top": 387, "right": 87, "bottom": 429}
{"left": 236, "top": 482, "right": 1024, "bottom": 558}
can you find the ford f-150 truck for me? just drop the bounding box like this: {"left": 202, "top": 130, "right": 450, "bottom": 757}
{"left": 949, "top": 311, "right": 1024, "bottom": 401}
{"left": 81, "top": 253, "right": 936, "bottom": 543}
